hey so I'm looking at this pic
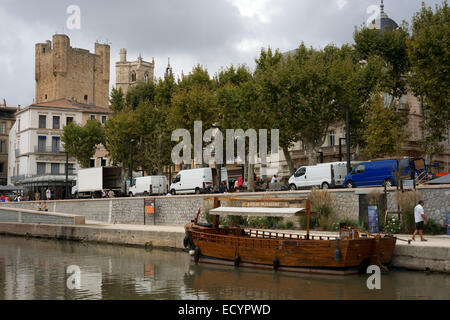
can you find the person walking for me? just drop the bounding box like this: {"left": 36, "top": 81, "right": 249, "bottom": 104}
{"left": 35, "top": 191, "right": 40, "bottom": 201}
{"left": 412, "top": 200, "right": 428, "bottom": 241}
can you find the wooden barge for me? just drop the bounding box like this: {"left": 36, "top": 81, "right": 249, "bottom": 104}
{"left": 184, "top": 197, "right": 396, "bottom": 275}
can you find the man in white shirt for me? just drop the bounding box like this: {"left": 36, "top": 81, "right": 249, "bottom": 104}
{"left": 271, "top": 175, "right": 279, "bottom": 184}
{"left": 412, "top": 200, "right": 427, "bottom": 241}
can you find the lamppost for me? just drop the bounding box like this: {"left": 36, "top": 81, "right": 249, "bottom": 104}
{"left": 210, "top": 125, "right": 223, "bottom": 187}
{"left": 129, "top": 139, "right": 135, "bottom": 192}
{"left": 338, "top": 105, "right": 351, "bottom": 174}
{"left": 338, "top": 138, "right": 346, "bottom": 162}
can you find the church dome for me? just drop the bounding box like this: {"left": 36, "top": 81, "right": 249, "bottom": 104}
{"left": 367, "top": 1, "right": 399, "bottom": 33}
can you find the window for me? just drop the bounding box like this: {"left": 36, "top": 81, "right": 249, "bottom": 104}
{"left": 294, "top": 167, "right": 306, "bottom": 177}
{"left": 52, "top": 137, "right": 60, "bottom": 153}
{"left": 39, "top": 115, "right": 46, "bottom": 128}
{"left": 131, "top": 71, "right": 136, "bottom": 82}
{"left": 18, "top": 119, "right": 20, "bottom": 132}
{"left": 173, "top": 174, "right": 181, "bottom": 183}
{"left": 66, "top": 117, "right": 74, "bottom": 125}
{"left": 101, "top": 158, "right": 107, "bottom": 167}
{"left": 44, "top": 94, "right": 48, "bottom": 100}
{"left": 144, "top": 72, "right": 149, "bottom": 82}
{"left": 90, "top": 159, "right": 95, "bottom": 168}
{"left": 0, "top": 122, "right": 6, "bottom": 134}
{"left": 84, "top": 95, "right": 88, "bottom": 102}
{"left": 0, "top": 163, "right": 4, "bottom": 173}
{"left": 38, "top": 136, "right": 46, "bottom": 152}
{"left": 51, "top": 163, "right": 59, "bottom": 175}
{"left": 353, "top": 164, "right": 365, "bottom": 174}
{"left": 90, "top": 114, "right": 96, "bottom": 120}
{"left": 0, "top": 141, "right": 6, "bottom": 153}
{"left": 37, "top": 163, "right": 46, "bottom": 175}
{"left": 53, "top": 116, "right": 60, "bottom": 129}
{"left": 68, "top": 163, "right": 74, "bottom": 175}
{"left": 329, "top": 130, "right": 335, "bottom": 147}
{"left": 101, "top": 115, "right": 107, "bottom": 125}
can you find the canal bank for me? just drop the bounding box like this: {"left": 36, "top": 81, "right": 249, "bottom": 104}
{"left": 0, "top": 221, "right": 448, "bottom": 273}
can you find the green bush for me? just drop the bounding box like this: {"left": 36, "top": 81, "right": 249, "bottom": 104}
{"left": 384, "top": 216, "right": 401, "bottom": 234}
{"left": 299, "top": 216, "right": 318, "bottom": 230}
{"left": 222, "top": 215, "right": 247, "bottom": 227}
{"left": 331, "top": 218, "right": 361, "bottom": 231}
{"left": 423, "top": 219, "right": 446, "bottom": 235}
{"left": 247, "top": 217, "right": 282, "bottom": 229}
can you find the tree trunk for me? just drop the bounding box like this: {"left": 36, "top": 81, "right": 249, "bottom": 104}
{"left": 247, "top": 163, "right": 255, "bottom": 192}
{"left": 306, "top": 144, "right": 318, "bottom": 166}
{"left": 282, "top": 146, "right": 295, "bottom": 176}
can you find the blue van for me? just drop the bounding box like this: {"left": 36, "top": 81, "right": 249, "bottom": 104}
{"left": 344, "top": 158, "right": 427, "bottom": 188}
{"left": 344, "top": 160, "right": 399, "bottom": 188}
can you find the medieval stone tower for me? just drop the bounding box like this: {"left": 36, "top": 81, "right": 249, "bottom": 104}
{"left": 115, "top": 49, "right": 155, "bottom": 95}
{"left": 35, "top": 34, "right": 110, "bottom": 108}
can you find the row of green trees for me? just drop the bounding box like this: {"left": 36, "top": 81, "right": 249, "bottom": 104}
{"left": 62, "top": 2, "right": 449, "bottom": 188}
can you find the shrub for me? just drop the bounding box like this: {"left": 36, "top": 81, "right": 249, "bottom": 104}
{"left": 384, "top": 215, "right": 401, "bottom": 234}
{"left": 299, "top": 216, "right": 318, "bottom": 230}
{"left": 331, "top": 218, "right": 361, "bottom": 231}
{"left": 308, "top": 187, "right": 334, "bottom": 229}
{"left": 423, "top": 219, "right": 446, "bottom": 235}
{"left": 247, "top": 217, "right": 282, "bottom": 229}
{"left": 394, "top": 190, "right": 422, "bottom": 233}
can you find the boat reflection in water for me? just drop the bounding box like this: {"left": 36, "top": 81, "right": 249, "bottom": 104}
{"left": 183, "top": 263, "right": 450, "bottom": 300}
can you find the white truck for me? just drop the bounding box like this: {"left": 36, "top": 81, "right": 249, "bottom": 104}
{"left": 169, "top": 167, "right": 227, "bottom": 195}
{"left": 288, "top": 162, "right": 349, "bottom": 190}
{"left": 128, "top": 176, "right": 168, "bottom": 197}
{"left": 73, "top": 167, "right": 123, "bottom": 198}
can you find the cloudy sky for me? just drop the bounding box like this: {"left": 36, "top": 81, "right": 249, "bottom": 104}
{"left": 0, "top": 0, "right": 443, "bottom": 107}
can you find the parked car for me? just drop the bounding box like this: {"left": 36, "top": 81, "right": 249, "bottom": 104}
{"left": 343, "top": 157, "right": 427, "bottom": 188}
{"left": 288, "top": 162, "right": 349, "bottom": 190}
{"left": 169, "top": 168, "right": 214, "bottom": 195}
{"left": 128, "top": 176, "right": 168, "bottom": 197}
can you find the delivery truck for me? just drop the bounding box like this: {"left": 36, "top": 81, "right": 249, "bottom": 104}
{"left": 73, "top": 167, "right": 123, "bottom": 198}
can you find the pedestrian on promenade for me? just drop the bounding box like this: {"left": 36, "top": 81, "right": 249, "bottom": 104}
{"left": 38, "top": 201, "right": 48, "bottom": 212}
{"left": 45, "top": 188, "right": 51, "bottom": 200}
{"left": 271, "top": 174, "right": 279, "bottom": 184}
{"left": 108, "top": 189, "right": 115, "bottom": 198}
{"left": 412, "top": 200, "right": 428, "bottom": 241}
{"left": 35, "top": 191, "right": 40, "bottom": 201}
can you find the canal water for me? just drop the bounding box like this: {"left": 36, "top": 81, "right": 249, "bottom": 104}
{"left": 0, "top": 235, "right": 449, "bottom": 300}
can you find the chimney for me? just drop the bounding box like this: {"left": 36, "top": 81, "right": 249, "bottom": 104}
{"left": 2, "top": 99, "right": 6, "bottom": 107}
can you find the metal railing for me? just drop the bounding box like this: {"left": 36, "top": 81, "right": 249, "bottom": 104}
{"left": 34, "top": 146, "right": 66, "bottom": 154}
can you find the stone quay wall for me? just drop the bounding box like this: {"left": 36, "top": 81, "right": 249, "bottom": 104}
{"left": 0, "top": 185, "right": 448, "bottom": 226}
{"left": 0, "top": 206, "right": 85, "bottom": 225}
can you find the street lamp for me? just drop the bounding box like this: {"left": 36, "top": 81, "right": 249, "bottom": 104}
{"left": 129, "top": 139, "right": 135, "bottom": 192}
{"left": 338, "top": 138, "right": 346, "bottom": 162}
{"left": 210, "top": 125, "right": 223, "bottom": 188}
{"left": 338, "top": 105, "right": 351, "bottom": 174}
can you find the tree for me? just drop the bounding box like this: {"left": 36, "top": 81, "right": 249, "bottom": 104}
{"left": 167, "top": 65, "right": 218, "bottom": 167}
{"left": 61, "top": 119, "right": 104, "bottom": 168}
{"left": 126, "top": 82, "right": 156, "bottom": 110}
{"left": 353, "top": 24, "right": 411, "bottom": 101}
{"left": 109, "top": 87, "right": 126, "bottom": 113}
{"left": 104, "top": 110, "right": 139, "bottom": 172}
{"left": 408, "top": 1, "right": 450, "bottom": 161}
{"left": 362, "top": 94, "right": 407, "bottom": 158}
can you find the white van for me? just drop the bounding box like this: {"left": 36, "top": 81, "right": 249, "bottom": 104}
{"left": 128, "top": 176, "right": 168, "bottom": 196}
{"left": 288, "top": 162, "right": 348, "bottom": 190}
{"left": 169, "top": 168, "right": 214, "bottom": 195}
